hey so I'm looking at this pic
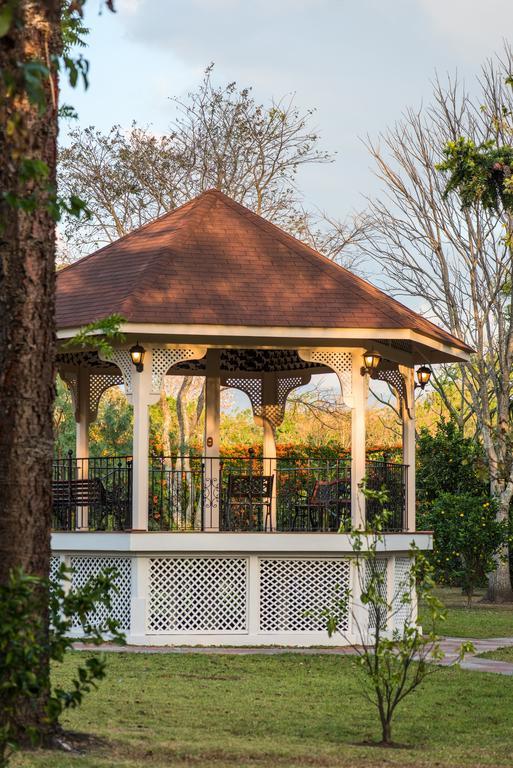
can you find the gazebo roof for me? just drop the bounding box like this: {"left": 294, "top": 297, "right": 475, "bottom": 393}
{"left": 56, "top": 190, "right": 471, "bottom": 358}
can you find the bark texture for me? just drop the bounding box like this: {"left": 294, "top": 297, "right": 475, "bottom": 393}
{"left": 0, "top": 0, "right": 59, "bottom": 581}
{"left": 0, "top": 0, "right": 60, "bottom": 736}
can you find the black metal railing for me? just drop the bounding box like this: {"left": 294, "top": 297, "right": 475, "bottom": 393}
{"left": 52, "top": 453, "right": 407, "bottom": 533}
{"left": 366, "top": 460, "right": 407, "bottom": 531}
{"left": 52, "top": 451, "right": 132, "bottom": 531}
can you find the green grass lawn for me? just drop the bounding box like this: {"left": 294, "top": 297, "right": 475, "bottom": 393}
{"left": 478, "top": 646, "right": 513, "bottom": 662}
{"left": 420, "top": 586, "right": 513, "bottom": 638}
{"left": 12, "top": 651, "right": 513, "bottom": 768}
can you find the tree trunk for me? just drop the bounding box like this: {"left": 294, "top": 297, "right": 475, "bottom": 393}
{"left": 381, "top": 719, "right": 392, "bottom": 746}
{"left": 0, "top": 0, "right": 60, "bottom": 739}
{"left": 487, "top": 489, "right": 513, "bottom": 602}
{"left": 159, "top": 384, "right": 173, "bottom": 468}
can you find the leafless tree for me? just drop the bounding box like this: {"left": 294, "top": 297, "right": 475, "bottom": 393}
{"left": 363, "top": 46, "right": 513, "bottom": 600}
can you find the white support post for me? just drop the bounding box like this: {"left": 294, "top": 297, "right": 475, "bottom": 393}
{"left": 262, "top": 373, "right": 278, "bottom": 531}
{"left": 247, "top": 554, "right": 260, "bottom": 636}
{"left": 204, "top": 350, "right": 221, "bottom": 531}
{"left": 262, "top": 419, "right": 277, "bottom": 531}
{"left": 130, "top": 555, "right": 149, "bottom": 642}
{"left": 75, "top": 368, "right": 90, "bottom": 530}
{"left": 131, "top": 349, "right": 152, "bottom": 531}
{"left": 351, "top": 351, "right": 367, "bottom": 529}
{"left": 402, "top": 366, "right": 416, "bottom": 532}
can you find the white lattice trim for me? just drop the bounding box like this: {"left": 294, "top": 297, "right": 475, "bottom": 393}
{"left": 151, "top": 347, "right": 207, "bottom": 393}
{"left": 147, "top": 557, "right": 248, "bottom": 633}
{"left": 393, "top": 557, "right": 413, "bottom": 631}
{"left": 50, "top": 555, "right": 63, "bottom": 582}
{"left": 70, "top": 556, "right": 131, "bottom": 630}
{"left": 60, "top": 372, "right": 78, "bottom": 418}
{"left": 224, "top": 374, "right": 310, "bottom": 428}
{"left": 89, "top": 373, "right": 123, "bottom": 421}
{"left": 108, "top": 350, "right": 134, "bottom": 396}
{"left": 298, "top": 350, "right": 353, "bottom": 407}
{"left": 224, "top": 376, "right": 263, "bottom": 420}
{"left": 370, "top": 365, "right": 409, "bottom": 416}
{"left": 365, "top": 558, "right": 388, "bottom": 630}
{"left": 259, "top": 557, "right": 351, "bottom": 633}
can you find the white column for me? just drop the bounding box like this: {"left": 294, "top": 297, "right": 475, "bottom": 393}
{"left": 130, "top": 555, "right": 149, "bottom": 643}
{"left": 75, "top": 368, "right": 90, "bottom": 530}
{"left": 262, "top": 419, "right": 277, "bottom": 531}
{"left": 351, "top": 351, "right": 367, "bottom": 529}
{"left": 262, "top": 373, "right": 278, "bottom": 531}
{"left": 131, "top": 349, "right": 152, "bottom": 531}
{"left": 402, "top": 366, "right": 416, "bottom": 532}
{"left": 204, "top": 350, "right": 221, "bottom": 531}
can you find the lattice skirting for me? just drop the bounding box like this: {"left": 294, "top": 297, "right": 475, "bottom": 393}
{"left": 49, "top": 552, "right": 416, "bottom": 645}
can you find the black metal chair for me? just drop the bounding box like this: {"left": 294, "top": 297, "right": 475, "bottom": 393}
{"left": 292, "top": 478, "right": 350, "bottom": 532}
{"left": 223, "top": 474, "right": 274, "bottom": 531}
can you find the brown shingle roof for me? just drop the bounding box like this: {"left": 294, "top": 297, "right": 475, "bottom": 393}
{"left": 56, "top": 190, "right": 471, "bottom": 353}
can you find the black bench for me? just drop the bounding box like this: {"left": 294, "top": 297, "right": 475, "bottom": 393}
{"left": 52, "top": 478, "right": 106, "bottom": 529}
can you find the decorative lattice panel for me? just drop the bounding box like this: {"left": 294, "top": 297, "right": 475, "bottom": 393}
{"left": 259, "top": 557, "right": 351, "bottom": 633}
{"left": 50, "top": 555, "right": 63, "bottom": 582}
{"left": 219, "top": 349, "right": 321, "bottom": 373}
{"left": 57, "top": 350, "right": 115, "bottom": 370}
{"left": 299, "top": 350, "right": 353, "bottom": 406}
{"left": 393, "top": 557, "right": 413, "bottom": 631}
{"left": 111, "top": 350, "right": 134, "bottom": 396}
{"left": 370, "top": 366, "right": 409, "bottom": 416}
{"left": 225, "top": 375, "right": 309, "bottom": 428}
{"left": 60, "top": 372, "right": 78, "bottom": 416}
{"left": 151, "top": 348, "right": 204, "bottom": 393}
{"left": 366, "top": 558, "right": 388, "bottom": 630}
{"left": 225, "top": 376, "right": 262, "bottom": 408}
{"left": 89, "top": 373, "right": 123, "bottom": 421}
{"left": 148, "top": 557, "right": 248, "bottom": 633}
{"left": 277, "top": 375, "right": 304, "bottom": 403}
{"left": 70, "top": 556, "right": 131, "bottom": 630}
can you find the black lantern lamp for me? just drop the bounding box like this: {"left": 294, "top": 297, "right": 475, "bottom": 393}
{"left": 360, "top": 349, "right": 382, "bottom": 376}
{"left": 129, "top": 342, "right": 145, "bottom": 372}
{"left": 416, "top": 365, "right": 432, "bottom": 390}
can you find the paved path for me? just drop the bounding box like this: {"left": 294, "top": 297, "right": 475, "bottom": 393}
{"left": 74, "top": 636, "right": 513, "bottom": 675}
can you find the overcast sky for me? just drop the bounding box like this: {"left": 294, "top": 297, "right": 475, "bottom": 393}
{"left": 61, "top": 0, "right": 513, "bottom": 221}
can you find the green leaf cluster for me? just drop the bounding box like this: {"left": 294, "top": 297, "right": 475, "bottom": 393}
{"left": 417, "top": 418, "right": 487, "bottom": 504}
{"left": 420, "top": 493, "right": 510, "bottom": 602}
{"left": 437, "top": 136, "right": 513, "bottom": 213}
{"left": 0, "top": 565, "right": 125, "bottom": 766}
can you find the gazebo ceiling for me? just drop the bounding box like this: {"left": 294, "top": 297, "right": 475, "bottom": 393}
{"left": 56, "top": 348, "right": 327, "bottom": 376}
{"left": 56, "top": 189, "right": 471, "bottom": 360}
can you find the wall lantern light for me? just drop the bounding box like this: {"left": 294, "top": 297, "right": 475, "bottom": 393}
{"left": 415, "top": 365, "right": 432, "bottom": 390}
{"left": 129, "top": 342, "right": 145, "bottom": 372}
{"left": 360, "top": 350, "right": 382, "bottom": 376}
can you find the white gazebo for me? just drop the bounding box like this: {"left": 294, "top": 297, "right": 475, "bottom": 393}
{"left": 52, "top": 190, "right": 471, "bottom": 646}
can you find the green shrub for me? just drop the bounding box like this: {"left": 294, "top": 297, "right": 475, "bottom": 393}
{"left": 419, "top": 492, "right": 510, "bottom": 603}
{"left": 0, "top": 566, "right": 125, "bottom": 767}
{"left": 417, "top": 419, "right": 487, "bottom": 506}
